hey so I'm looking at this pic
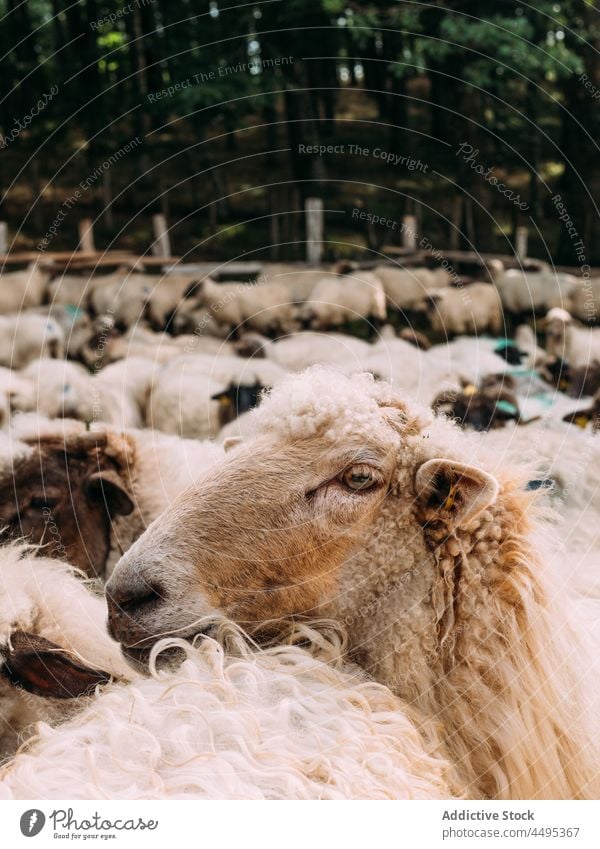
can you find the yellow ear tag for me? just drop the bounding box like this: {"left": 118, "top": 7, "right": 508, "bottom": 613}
{"left": 219, "top": 396, "right": 232, "bottom": 407}
{"left": 463, "top": 384, "right": 477, "bottom": 397}
{"left": 575, "top": 415, "right": 589, "bottom": 429}
{"left": 442, "top": 483, "right": 459, "bottom": 510}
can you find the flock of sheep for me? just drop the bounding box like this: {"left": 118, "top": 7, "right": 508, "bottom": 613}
{"left": 0, "top": 256, "right": 598, "bottom": 800}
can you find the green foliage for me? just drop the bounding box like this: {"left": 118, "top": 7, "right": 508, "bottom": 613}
{"left": 0, "top": 0, "right": 599, "bottom": 262}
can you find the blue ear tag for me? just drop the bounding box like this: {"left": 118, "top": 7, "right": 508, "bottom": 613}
{"left": 495, "top": 399, "right": 518, "bottom": 416}
{"left": 526, "top": 478, "right": 554, "bottom": 491}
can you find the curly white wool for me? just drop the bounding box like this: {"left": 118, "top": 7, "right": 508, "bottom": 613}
{"left": 0, "top": 630, "right": 457, "bottom": 800}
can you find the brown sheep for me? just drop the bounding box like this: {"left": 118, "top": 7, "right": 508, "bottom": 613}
{"left": 107, "top": 369, "right": 600, "bottom": 800}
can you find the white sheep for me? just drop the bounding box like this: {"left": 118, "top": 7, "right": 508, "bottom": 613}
{"left": 196, "top": 277, "right": 299, "bottom": 335}
{"left": 47, "top": 268, "right": 122, "bottom": 309}
{"left": 0, "top": 548, "right": 458, "bottom": 799}
{"left": 545, "top": 307, "right": 600, "bottom": 368}
{"left": 236, "top": 331, "right": 372, "bottom": 372}
{"left": 146, "top": 354, "right": 285, "bottom": 439}
{"left": 89, "top": 272, "right": 154, "bottom": 329}
{"left": 362, "top": 336, "right": 508, "bottom": 406}
{"left": 494, "top": 269, "right": 577, "bottom": 314}
{"left": 0, "top": 262, "right": 49, "bottom": 314}
{"left": 12, "top": 359, "right": 143, "bottom": 428}
{"left": 257, "top": 264, "right": 343, "bottom": 303}
{"left": 144, "top": 273, "right": 201, "bottom": 330}
{"left": 479, "top": 419, "right": 600, "bottom": 559}
{"left": 28, "top": 305, "right": 92, "bottom": 361}
{"left": 374, "top": 265, "right": 449, "bottom": 311}
{"left": 428, "top": 283, "right": 503, "bottom": 337}
{"left": 0, "top": 314, "right": 65, "bottom": 369}
{"left": 569, "top": 277, "right": 600, "bottom": 324}
{"left": 87, "top": 324, "right": 233, "bottom": 368}
{"left": 0, "top": 368, "right": 32, "bottom": 429}
{"left": 302, "top": 270, "right": 387, "bottom": 329}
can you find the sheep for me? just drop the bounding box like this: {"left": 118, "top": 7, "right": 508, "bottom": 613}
{"left": 0, "top": 262, "right": 49, "bottom": 314}
{"left": 0, "top": 551, "right": 458, "bottom": 798}
{"left": 0, "top": 368, "right": 33, "bottom": 429}
{"left": 193, "top": 277, "right": 300, "bottom": 335}
{"left": 424, "top": 337, "right": 510, "bottom": 386}
{"left": 257, "top": 264, "right": 340, "bottom": 303}
{"left": 359, "top": 335, "right": 438, "bottom": 396}
{"left": 568, "top": 362, "right": 600, "bottom": 397}
{"left": 169, "top": 305, "right": 232, "bottom": 339}
{"left": 357, "top": 335, "right": 512, "bottom": 408}
{"left": 107, "top": 368, "right": 600, "bottom": 799}
{"left": 28, "top": 304, "right": 93, "bottom": 361}
{"left": 494, "top": 269, "right": 577, "bottom": 315}
{"left": 373, "top": 265, "right": 449, "bottom": 311}
{"left": 426, "top": 283, "right": 503, "bottom": 337}
{"left": 431, "top": 374, "right": 523, "bottom": 431}
{"left": 563, "top": 388, "right": 600, "bottom": 433}
{"left": 302, "top": 269, "right": 387, "bottom": 330}
{"left": 0, "top": 544, "right": 132, "bottom": 761}
{"left": 0, "top": 313, "right": 65, "bottom": 368}
{"left": 480, "top": 420, "right": 600, "bottom": 557}
{"left": 568, "top": 276, "right": 600, "bottom": 324}
{"left": 11, "top": 358, "right": 143, "bottom": 429}
{"left": 235, "top": 331, "right": 372, "bottom": 372}
{"left": 364, "top": 336, "right": 510, "bottom": 407}
{"left": 95, "top": 356, "right": 159, "bottom": 424}
{"left": 144, "top": 274, "right": 201, "bottom": 331}
{"left": 88, "top": 271, "right": 155, "bottom": 329}
{"left": 545, "top": 307, "right": 600, "bottom": 369}
{"left": 0, "top": 416, "right": 224, "bottom": 578}
{"left": 47, "top": 268, "right": 126, "bottom": 308}
{"left": 83, "top": 322, "right": 233, "bottom": 369}
{"left": 11, "top": 359, "right": 98, "bottom": 421}
{"left": 146, "top": 354, "right": 285, "bottom": 439}
{"left": 398, "top": 327, "right": 431, "bottom": 350}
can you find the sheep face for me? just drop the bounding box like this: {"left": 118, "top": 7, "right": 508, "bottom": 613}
{"left": 0, "top": 433, "right": 134, "bottom": 578}
{"left": 107, "top": 369, "right": 499, "bottom": 672}
{"left": 106, "top": 428, "right": 398, "bottom": 657}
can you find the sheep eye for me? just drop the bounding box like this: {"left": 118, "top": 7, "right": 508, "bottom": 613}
{"left": 30, "top": 496, "right": 58, "bottom": 511}
{"left": 340, "top": 466, "right": 378, "bottom": 492}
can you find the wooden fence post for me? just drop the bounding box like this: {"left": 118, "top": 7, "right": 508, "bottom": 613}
{"left": 305, "top": 198, "right": 324, "bottom": 265}
{"left": 78, "top": 218, "right": 95, "bottom": 252}
{"left": 401, "top": 214, "right": 417, "bottom": 250}
{"left": 152, "top": 213, "right": 171, "bottom": 258}
{"left": 515, "top": 226, "right": 528, "bottom": 262}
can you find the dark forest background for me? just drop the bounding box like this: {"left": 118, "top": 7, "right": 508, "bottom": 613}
{"left": 1, "top": 0, "right": 599, "bottom": 265}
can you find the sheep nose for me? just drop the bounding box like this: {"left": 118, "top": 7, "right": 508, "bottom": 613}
{"left": 105, "top": 579, "right": 165, "bottom": 646}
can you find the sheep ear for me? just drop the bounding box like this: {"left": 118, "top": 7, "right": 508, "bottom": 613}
{"left": 562, "top": 408, "right": 593, "bottom": 428}
{"left": 416, "top": 458, "right": 499, "bottom": 528}
{"left": 1, "top": 631, "right": 110, "bottom": 699}
{"left": 223, "top": 436, "right": 243, "bottom": 452}
{"left": 85, "top": 469, "right": 134, "bottom": 518}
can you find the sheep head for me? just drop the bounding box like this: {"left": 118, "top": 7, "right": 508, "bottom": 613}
{"left": 106, "top": 369, "right": 502, "bottom": 671}
{"left": 0, "top": 428, "right": 135, "bottom": 579}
